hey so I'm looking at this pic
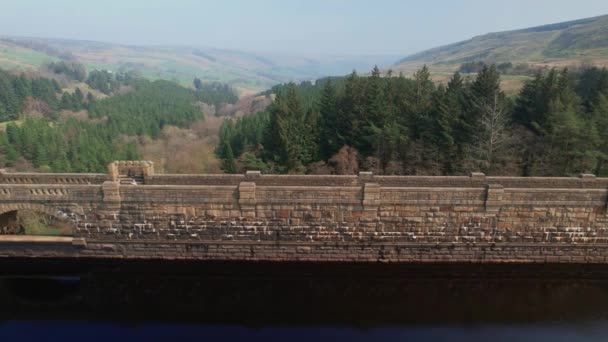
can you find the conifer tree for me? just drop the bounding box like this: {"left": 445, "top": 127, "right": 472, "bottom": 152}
{"left": 60, "top": 92, "right": 73, "bottom": 110}
{"left": 319, "top": 79, "right": 338, "bottom": 159}
{"left": 221, "top": 139, "right": 236, "bottom": 174}
{"left": 13, "top": 74, "right": 32, "bottom": 103}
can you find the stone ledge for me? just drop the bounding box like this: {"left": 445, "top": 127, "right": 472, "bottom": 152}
{"left": 83, "top": 239, "right": 608, "bottom": 248}
{"left": 0, "top": 236, "right": 74, "bottom": 244}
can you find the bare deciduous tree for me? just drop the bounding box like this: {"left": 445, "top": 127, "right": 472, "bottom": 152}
{"left": 468, "top": 92, "right": 512, "bottom": 174}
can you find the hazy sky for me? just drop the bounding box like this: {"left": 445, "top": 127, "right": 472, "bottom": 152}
{"left": 1, "top": 0, "right": 608, "bottom": 56}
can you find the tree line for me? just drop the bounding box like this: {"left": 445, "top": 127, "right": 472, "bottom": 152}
{"left": 0, "top": 69, "right": 61, "bottom": 121}
{"left": 193, "top": 78, "right": 239, "bottom": 109}
{"left": 0, "top": 79, "right": 205, "bottom": 172}
{"left": 218, "top": 65, "right": 608, "bottom": 176}
{"left": 0, "top": 69, "right": 232, "bottom": 172}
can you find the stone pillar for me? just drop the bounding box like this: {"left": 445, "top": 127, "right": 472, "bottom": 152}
{"left": 102, "top": 181, "right": 121, "bottom": 210}
{"left": 362, "top": 183, "right": 380, "bottom": 212}
{"left": 238, "top": 182, "right": 256, "bottom": 217}
{"left": 485, "top": 184, "right": 504, "bottom": 213}
{"left": 359, "top": 172, "right": 379, "bottom": 214}
{"left": 107, "top": 163, "right": 119, "bottom": 181}
{"left": 142, "top": 161, "right": 155, "bottom": 179}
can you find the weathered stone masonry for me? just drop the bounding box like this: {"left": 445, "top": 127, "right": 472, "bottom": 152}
{"left": 1, "top": 161, "right": 608, "bottom": 263}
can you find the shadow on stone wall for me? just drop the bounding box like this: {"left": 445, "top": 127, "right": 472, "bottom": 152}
{"left": 0, "top": 210, "right": 73, "bottom": 236}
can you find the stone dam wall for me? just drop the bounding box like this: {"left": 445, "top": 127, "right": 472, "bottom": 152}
{"left": 0, "top": 161, "right": 608, "bottom": 263}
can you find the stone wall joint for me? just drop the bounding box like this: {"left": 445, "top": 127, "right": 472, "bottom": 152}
{"left": 485, "top": 183, "right": 503, "bottom": 213}
{"left": 362, "top": 182, "right": 380, "bottom": 210}
{"left": 238, "top": 181, "right": 256, "bottom": 215}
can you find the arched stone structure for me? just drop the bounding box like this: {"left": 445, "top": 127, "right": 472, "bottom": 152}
{"left": 0, "top": 161, "right": 608, "bottom": 264}
{"left": 0, "top": 203, "right": 78, "bottom": 236}
{"left": 0, "top": 203, "right": 68, "bottom": 219}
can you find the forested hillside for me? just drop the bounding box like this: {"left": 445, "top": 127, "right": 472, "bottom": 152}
{"left": 3, "top": 59, "right": 608, "bottom": 178}
{"left": 218, "top": 65, "right": 608, "bottom": 177}
{"left": 0, "top": 67, "right": 239, "bottom": 172}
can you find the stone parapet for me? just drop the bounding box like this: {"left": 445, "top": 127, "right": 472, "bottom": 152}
{"left": 0, "top": 162, "right": 607, "bottom": 264}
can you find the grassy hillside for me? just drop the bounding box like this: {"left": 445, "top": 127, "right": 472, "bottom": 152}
{"left": 0, "top": 37, "right": 398, "bottom": 93}
{"left": 393, "top": 14, "right": 608, "bottom": 93}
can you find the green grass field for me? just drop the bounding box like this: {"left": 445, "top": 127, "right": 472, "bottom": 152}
{"left": 0, "top": 47, "right": 59, "bottom": 69}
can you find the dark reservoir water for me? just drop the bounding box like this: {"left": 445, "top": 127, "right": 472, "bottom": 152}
{"left": 4, "top": 321, "right": 608, "bottom": 342}
{"left": 4, "top": 260, "right": 608, "bottom": 341}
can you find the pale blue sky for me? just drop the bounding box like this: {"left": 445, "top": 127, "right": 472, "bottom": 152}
{"left": 1, "top": 0, "right": 608, "bottom": 56}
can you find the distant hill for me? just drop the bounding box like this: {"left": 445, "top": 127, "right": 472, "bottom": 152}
{"left": 0, "top": 36, "right": 398, "bottom": 93}
{"left": 393, "top": 14, "right": 608, "bottom": 91}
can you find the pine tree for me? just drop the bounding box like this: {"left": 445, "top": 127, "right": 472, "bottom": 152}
{"left": 74, "top": 87, "right": 84, "bottom": 110}
{"left": 263, "top": 83, "right": 313, "bottom": 172}
{"left": 319, "top": 79, "right": 338, "bottom": 158}
{"left": 52, "top": 79, "right": 61, "bottom": 92}
{"left": 338, "top": 71, "right": 363, "bottom": 147}
{"left": 13, "top": 74, "right": 32, "bottom": 103}
{"left": 221, "top": 139, "right": 236, "bottom": 174}
{"left": 434, "top": 72, "right": 466, "bottom": 173}
{"left": 471, "top": 65, "right": 501, "bottom": 105}
{"left": 34, "top": 143, "right": 49, "bottom": 168}
{"left": 0, "top": 72, "right": 19, "bottom": 120}
{"left": 409, "top": 65, "right": 434, "bottom": 138}
{"left": 60, "top": 92, "right": 74, "bottom": 110}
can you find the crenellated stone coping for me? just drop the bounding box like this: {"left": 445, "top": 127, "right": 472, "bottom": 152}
{"left": 0, "top": 184, "right": 102, "bottom": 201}
{"left": 0, "top": 173, "right": 108, "bottom": 185}
{"left": 108, "top": 160, "right": 154, "bottom": 181}
{"left": 28, "top": 188, "right": 69, "bottom": 196}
